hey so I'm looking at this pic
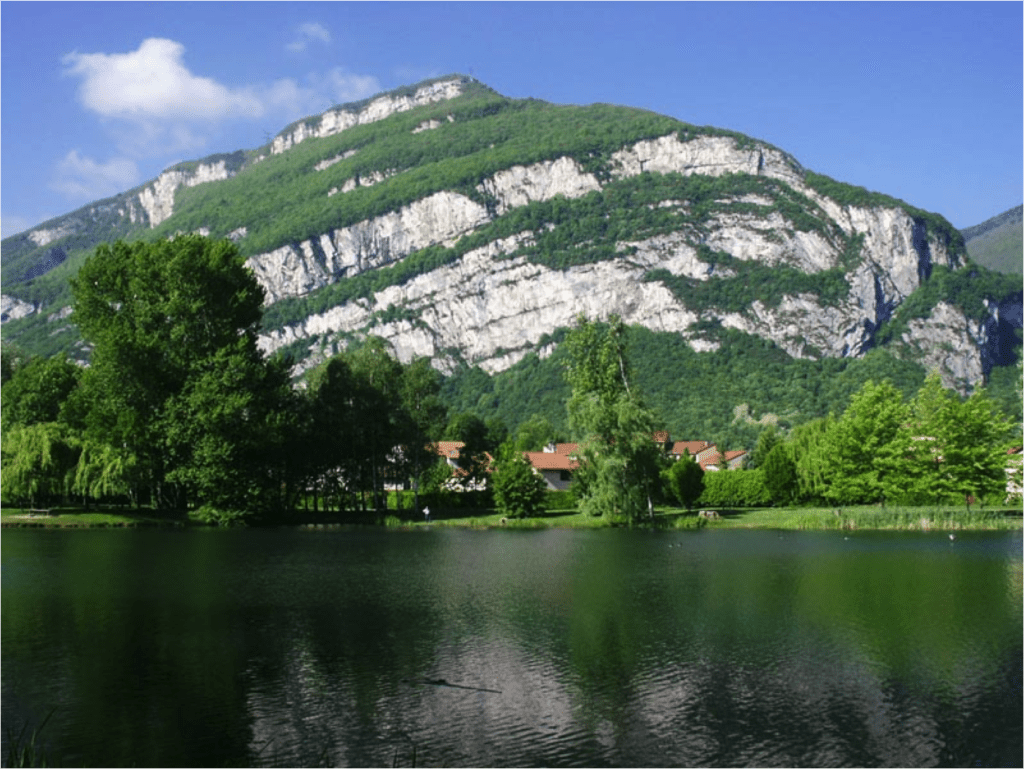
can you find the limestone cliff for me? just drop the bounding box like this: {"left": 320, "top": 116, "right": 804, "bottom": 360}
{"left": 136, "top": 159, "right": 236, "bottom": 227}
{"left": 1, "top": 75, "right": 1016, "bottom": 397}
{"left": 247, "top": 131, "right": 978, "bottom": 388}
{"left": 270, "top": 77, "right": 469, "bottom": 155}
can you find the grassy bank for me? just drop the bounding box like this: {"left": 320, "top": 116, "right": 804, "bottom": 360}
{"left": 0, "top": 506, "right": 185, "bottom": 528}
{"left": 393, "top": 504, "right": 1023, "bottom": 531}
{"left": 3, "top": 504, "right": 1020, "bottom": 531}
{"left": 697, "top": 504, "right": 1022, "bottom": 531}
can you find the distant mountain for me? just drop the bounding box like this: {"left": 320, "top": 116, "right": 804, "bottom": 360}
{"left": 1, "top": 75, "right": 1020, "bottom": 406}
{"left": 962, "top": 205, "right": 1023, "bottom": 275}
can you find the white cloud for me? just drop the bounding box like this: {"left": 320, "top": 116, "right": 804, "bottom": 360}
{"left": 63, "top": 38, "right": 262, "bottom": 121}
{"left": 50, "top": 151, "right": 140, "bottom": 201}
{"left": 287, "top": 22, "right": 332, "bottom": 53}
{"left": 58, "top": 38, "right": 380, "bottom": 168}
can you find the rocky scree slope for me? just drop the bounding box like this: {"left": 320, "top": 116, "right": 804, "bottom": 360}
{"left": 1, "top": 75, "right": 1019, "bottom": 394}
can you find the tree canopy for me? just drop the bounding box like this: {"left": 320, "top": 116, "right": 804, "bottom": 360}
{"left": 64, "top": 236, "right": 288, "bottom": 513}
{"left": 564, "top": 315, "right": 664, "bottom": 522}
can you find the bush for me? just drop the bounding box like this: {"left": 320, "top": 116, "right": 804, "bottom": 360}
{"left": 189, "top": 505, "right": 252, "bottom": 526}
{"left": 544, "top": 489, "right": 576, "bottom": 511}
{"left": 493, "top": 449, "right": 547, "bottom": 518}
{"left": 698, "top": 469, "right": 771, "bottom": 507}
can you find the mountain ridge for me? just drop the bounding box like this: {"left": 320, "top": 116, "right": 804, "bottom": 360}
{"left": 963, "top": 204, "right": 1023, "bottom": 275}
{"left": 1, "top": 74, "right": 1020, "bottom": 400}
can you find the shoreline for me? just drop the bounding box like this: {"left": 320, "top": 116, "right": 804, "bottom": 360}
{"left": 2, "top": 505, "right": 1021, "bottom": 531}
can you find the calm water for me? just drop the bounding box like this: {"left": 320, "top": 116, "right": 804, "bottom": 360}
{"left": 2, "top": 527, "right": 1021, "bottom": 767}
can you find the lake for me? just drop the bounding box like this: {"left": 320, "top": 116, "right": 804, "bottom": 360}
{"left": 2, "top": 526, "right": 1021, "bottom": 767}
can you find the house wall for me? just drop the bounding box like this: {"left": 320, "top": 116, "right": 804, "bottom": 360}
{"left": 541, "top": 469, "right": 571, "bottom": 492}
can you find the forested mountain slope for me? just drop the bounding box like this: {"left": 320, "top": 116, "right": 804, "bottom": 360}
{"left": 2, "top": 75, "right": 1020, "bottom": 412}
{"left": 962, "top": 205, "right": 1023, "bottom": 275}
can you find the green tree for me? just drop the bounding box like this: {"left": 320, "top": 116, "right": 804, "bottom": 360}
{"left": 346, "top": 337, "right": 406, "bottom": 510}
{"left": 68, "top": 235, "right": 278, "bottom": 512}
{"left": 664, "top": 450, "right": 705, "bottom": 511}
{"left": 0, "top": 342, "right": 31, "bottom": 385}
{"left": 492, "top": 442, "right": 547, "bottom": 518}
{"left": 751, "top": 425, "right": 781, "bottom": 469}
{"left": 303, "top": 354, "right": 364, "bottom": 512}
{"left": 444, "top": 412, "right": 493, "bottom": 490}
{"left": 1, "top": 355, "right": 81, "bottom": 426}
{"left": 512, "top": 413, "right": 562, "bottom": 452}
{"left": 882, "top": 374, "right": 1013, "bottom": 507}
{"left": 564, "top": 315, "right": 663, "bottom": 522}
{"left": 762, "top": 443, "right": 798, "bottom": 505}
{"left": 0, "top": 422, "right": 79, "bottom": 508}
{"left": 787, "top": 416, "right": 833, "bottom": 503}
{"left": 822, "top": 380, "right": 909, "bottom": 505}
{"left": 398, "top": 357, "right": 448, "bottom": 507}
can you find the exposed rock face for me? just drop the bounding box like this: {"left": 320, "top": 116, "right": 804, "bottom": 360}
{"left": 1, "top": 295, "right": 35, "bottom": 322}
{"left": 610, "top": 135, "right": 802, "bottom": 186}
{"left": 270, "top": 77, "right": 467, "bottom": 155}
{"left": 314, "top": 150, "right": 358, "bottom": 172}
{"left": 4, "top": 78, "right": 1013, "bottom": 397}
{"left": 477, "top": 157, "right": 601, "bottom": 216}
{"left": 259, "top": 235, "right": 697, "bottom": 375}
{"left": 328, "top": 169, "right": 396, "bottom": 197}
{"left": 248, "top": 131, "right": 985, "bottom": 389}
{"left": 246, "top": 191, "right": 490, "bottom": 303}
{"left": 896, "top": 302, "right": 987, "bottom": 395}
{"left": 704, "top": 211, "right": 836, "bottom": 272}
{"left": 28, "top": 225, "right": 74, "bottom": 248}
{"left": 137, "top": 160, "right": 235, "bottom": 227}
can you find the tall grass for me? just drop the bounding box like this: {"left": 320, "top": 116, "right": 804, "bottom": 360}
{"left": 5, "top": 709, "right": 55, "bottom": 768}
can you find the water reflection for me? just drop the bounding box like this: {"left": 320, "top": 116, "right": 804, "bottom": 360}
{"left": 2, "top": 528, "right": 1021, "bottom": 767}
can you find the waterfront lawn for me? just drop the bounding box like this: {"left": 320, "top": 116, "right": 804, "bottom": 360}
{"left": 0, "top": 506, "right": 184, "bottom": 528}
{"left": 699, "top": 504, "right": 1023, "bottom": 531}
{"left": 415, "top": 504, "right": 1023, "bottom": 531}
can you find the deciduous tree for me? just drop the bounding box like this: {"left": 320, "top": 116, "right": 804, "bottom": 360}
{"left": 564, "top": 315, "right": 663, "bottom": 522}
{"left": 882, "top": 374, "right": 1013, "bottom": 507}
{"left": 822, "top": 380, "right": 909, "bottom": 505}
{"left": 762, "top": 444, "right": 798, "bottom": 505}
{"left": 664, "top": 450, "right": 705, "bottom": 511}
{"left": 68, "top": 235, "right": 281, "bottom": 512}
{"left": 492, "top": 443, "right": 547, "bottom": 518}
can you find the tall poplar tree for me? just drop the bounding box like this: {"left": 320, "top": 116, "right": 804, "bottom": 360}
{"left": 564, "top": 315, "right": 663, "bottom": 522}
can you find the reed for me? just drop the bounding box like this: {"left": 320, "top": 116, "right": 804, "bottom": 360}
{"left": 5, "top": 709, "right": 55, "bottom": 768}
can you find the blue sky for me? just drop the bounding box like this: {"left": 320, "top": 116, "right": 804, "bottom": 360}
{"left": 2, "top": 2, "right": 1021, "bottom": 239}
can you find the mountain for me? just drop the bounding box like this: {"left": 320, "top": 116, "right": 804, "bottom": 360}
{"left": 2, "top": 75, "right": 1021, "bottom": 410}
{"left": 962, "top": 205, "right": 1023, "bottom": 275}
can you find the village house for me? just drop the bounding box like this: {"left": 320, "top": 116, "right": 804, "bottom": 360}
{"left": 523, "top": 443, "right": 580, "bottom": 491}
{"left": 430, "top": 441, "right": 490, "bottom": 491}
{"left": 427, "top": 434, "right": 749, "bottom": 493}
{"left": 522, "top": 435, "right": 748, "bottom": 489}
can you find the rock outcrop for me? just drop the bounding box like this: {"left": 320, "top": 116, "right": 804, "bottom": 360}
{"left": 247, "top": 131, "right": 982, "bottom": 389}
{"left": 270, "top": 77, "right": 468, "bottom": 155}
{"left": 1, "top": 295, "right": 36, "bottom": 323}
{"left": 137, "top": 159, "right": 235, "bottom": 227}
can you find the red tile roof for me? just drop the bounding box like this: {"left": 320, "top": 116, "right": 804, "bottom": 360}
{"left": 671, "top": 441, "right": 712, "bottom": 457}
{"left": 524, "top": 451, "right": 580, "bottom": 471}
